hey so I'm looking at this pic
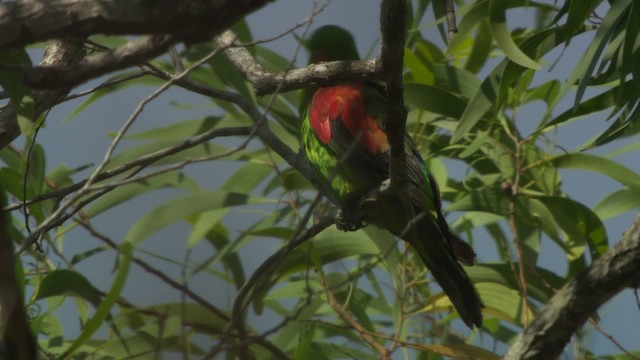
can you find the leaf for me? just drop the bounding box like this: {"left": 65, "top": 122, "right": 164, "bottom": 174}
{"left": 550, "top": 153, "right": 640, "bottom": 189}
{"left": 125, "top": 116, "right": 224, "bottom": 141}
{"left": 433, "top": 64, "right": 482, "bottom": 100}
{"left": 465, "top": 20, "right": 493, "bottom": 74}
{"left": 83, "top": 172, "right": 201, "bottom": 219}
{"left": 25, "top": 143, "right": 46, "bottom": 194}
{"left": 34, "top": 270, "right": 102, "bottom": 307}
{"left": 565, "top": 0, "right": 600, "bottom": 38}
{"left": 417, "top": 343, "right": 500, "bottom": 360}
{"left": 186, "top": 210, "right": 227, "bottom": 248}
{"left": 276, "top": 228, "right": 381, "bottom": 278}
{"left": 220, "top": 161, "right": 272, "bottom": 193}
{"left": 124, "top": 191, "right": 274, "bottom": 246}
{"left": 593, "top": 100, "right": 640, "bottom": 146}
{"left": 450, "top": 62, "right": 505, "bottom": 143}
{"left": 0, "top": 48, "right": 34, "bottom": 135}
{"left": 404, "top": 82, "right": 467, "bottom": 119}
{"left": 475, "top": 282, "right": 535, "bottom": 326}
{"left": 422, "top": 282, "right": 535, "bottom": 327}
{"left": 70, "top": 247, "right": 109, "bottom": 266}
{"left": 544, "top": 80, "right": 639, "bottom": 129}
{"left": 448, "top": 0, "right": 491, "bottom": 54}
{"left": 594, "top": 188, "right": 640, "bottom": 220}
{"left": 537, "top": 196, "right": 608, "bottom": 260}
{"left": 64, "top": 72, "right": 162, "bottom": 122}
{"left": 447, "top": 186, "right": 511, "bottom": 216}
{"left": 466, "top": 263, "right": 565, "bottom": 303}
{"left": 555, "top": 0, "right": 632, "bottom": 111}
{"left": 105, "top": 138, "right": 229, "bottom": 170}
{"left": 626, "top": 1, "right": 640, "bottom": 88}
{"left": 58, "top": 243, "right": 132, "bottom": 359}
{"left": 489, "top": 0, "right": 541, "bottom": 70}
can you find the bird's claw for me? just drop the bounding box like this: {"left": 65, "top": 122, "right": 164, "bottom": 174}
{"left": 335, "top": 208, "right": 365, "bottom": 232}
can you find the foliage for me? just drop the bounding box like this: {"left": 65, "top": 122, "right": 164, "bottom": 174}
{"left": 0, "top": 0, "right": 639, "bottom": 359}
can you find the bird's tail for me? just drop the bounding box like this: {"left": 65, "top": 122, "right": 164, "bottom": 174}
{"left": 405, "top": 213, "right": 483, "bottom": 328}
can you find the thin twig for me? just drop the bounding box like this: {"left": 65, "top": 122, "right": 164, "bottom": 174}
{"left": 444, "top": 0, "right": 458, "bottom": 40}
{"left": 319, "top": 273, "right": 391, "bottom": 360}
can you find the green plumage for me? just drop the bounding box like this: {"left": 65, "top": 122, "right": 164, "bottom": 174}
{"left": 300, "top": 25, "right": 483, "bottom": 328}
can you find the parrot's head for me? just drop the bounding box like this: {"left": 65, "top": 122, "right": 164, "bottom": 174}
{"left": 306, "top": 25, "right": 360, "bottom": 64}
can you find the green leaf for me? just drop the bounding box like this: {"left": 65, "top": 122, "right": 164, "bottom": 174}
{"left": 465, "top": 20, "right": 493, "bottom": 74}
{"left": 550, "top": 153, "right": 640, "bottom": 189}
{"left": 0, "top": 49, "right": 34, "bottom": 135}
{"left": 537, "top": 196, "right": 608, "bottom": 260}
{"left": 220, "top": 161, "right": 272, "bottom": 193}
{"left": 451, "top": 62, "right": 505, "bottom": 143}
{"left": 544, "top": 80, "right": 639, "bottom": 130}
{"left": 186, "top": 210, "right": 227, "bottom": 248}
{"left": 125, "top": 116, "right": 223, "bottom": 141}
{"left": 423, "top": 281, "right": 534, "bottom": 327}
{"left": 106, "top": 138, "right": 229, "bottom": 170}
{"left": 83, "top": 172, "right": 201, "bottom": 219}
{"left": 25, "top": 143, "right": 46, "bottom": 194}
{"left": 405, "top": 48, "right": 434, "bottom": 85}
{"left": 448, "top": 0, "right": 491, "bottom": 54}
{"left": 70, "top": 247, "right": 109, "bottom": 266}
{"left": 467, "top": 263, "right": 565, "bottom": 303}
{"left": 58, "top": 242, "right": 132, "bottom": 359}
{"left": 124, "top": 191, "right": 274, "bottom": 246}
{"left": 64, "top": 72, "right": 162, "bottom": 122}
{"left": 626, "top": 1, "right": 640, "bottom": 88}
{"left": 433, "top": 64, "right": 482, "bottom": 101}
{"left": 447, "top": 186, "right": 511, "bottom": 216}
{"left": 593, "top": 101, "right": 640, "bottom": 146}
{"left": 555, "top": 0, "right": 632, "bottom": 111}
{"left": 489, "top": 0, "right": 540, "bottom": 70}
{"left": 404, "top": 82, "right": 467, "bottom": 119}
{"left": 277, "top": 228, "right": 381, "bottom": 277}
{"left": 565, "top": 0, "right": 600, "bottom": 37}
{"left": 34, "top": 269, "right": 102, "bottom": 307}
{"left": 594, "top": 188, "right": 640, "bottom": 220}
{"left": 419, "top": 343, "right": 500, "bottom": 360}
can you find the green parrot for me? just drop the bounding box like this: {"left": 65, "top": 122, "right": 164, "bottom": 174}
{"left": 299, "top": 25, "right": 483, "bottom": 328}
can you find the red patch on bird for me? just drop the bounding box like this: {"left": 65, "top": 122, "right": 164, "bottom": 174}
{"left": 309, "top": 84, "right": 389, "bottom": 154}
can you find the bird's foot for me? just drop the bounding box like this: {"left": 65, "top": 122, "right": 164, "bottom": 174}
{"left": 335, "top": 208, "right": 365, "bottom": 232}
{"left": 335, "top": 191, "right": 367, "bottom": 232}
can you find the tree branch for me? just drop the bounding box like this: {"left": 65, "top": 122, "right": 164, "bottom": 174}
{"left": 379, "top": 0, "right": 408, "bottom": 188}
{"left": 215, "top": 31, "right": 380, "bottom": 97}
{"left": 504, "top": 211, "right": 640, "bottom": 359}
{"left": 0, "top": 0, "right": 272, "bottom": 48}
{"left": 320, "top": 273, "right": 391, "bottom": 360}
{"left": 0, "top": 38, "right": 85, "bottom": 149}
{"left": 24, "top": 34, "right": 176, "bottom": 89}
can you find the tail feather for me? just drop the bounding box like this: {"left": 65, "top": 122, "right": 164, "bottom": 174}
{"left": 361, "top": 194, "right": 483, "bottom": 328}
{"left": 407, "top": 214, "right": 483, "bottom": 328}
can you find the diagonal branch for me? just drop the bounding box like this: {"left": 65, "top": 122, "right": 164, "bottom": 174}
{"left": 504, "top": 211, "right": 640, "bottom": 359}
{"left": 24, "top": 34, "right": 177, "bottom": 89}
{"left": 0, "top": 0, "right": 272, "bottom": 48}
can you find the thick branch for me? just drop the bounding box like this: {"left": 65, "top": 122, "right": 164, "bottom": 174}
{"left": 504, "top": 212, "right": 640, "bottom": 359}
{"left": 215, "top": 31, "right": 379, "bottom": 96}
{"left": 0, "top": 38, "right": 85, "bottom": 149}
{"left": 0, "top": 0, "right": 271, "bottom": 48}
{"left": 379, "top": 0, "right": 407, "bottom": 162}
{"left": 24, "top": 35, "right": 176, "bottom": 89}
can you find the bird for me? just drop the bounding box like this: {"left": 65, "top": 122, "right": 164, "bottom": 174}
{"left": 298, "top": 25, "right": 483, "bottom": 328}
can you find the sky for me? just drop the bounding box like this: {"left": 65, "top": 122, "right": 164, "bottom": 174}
{"left": 11, "top": 0, "right": 639, "bottom": 358}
